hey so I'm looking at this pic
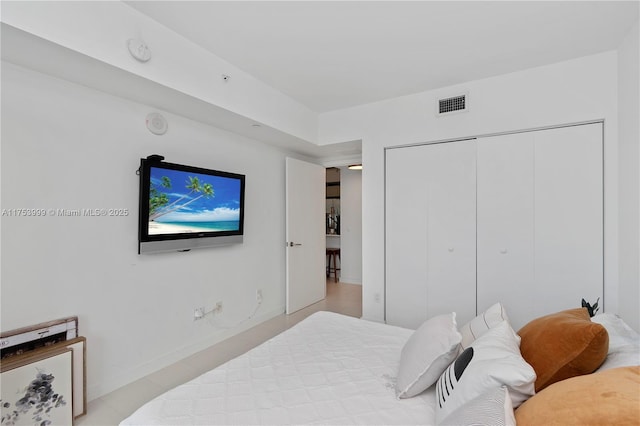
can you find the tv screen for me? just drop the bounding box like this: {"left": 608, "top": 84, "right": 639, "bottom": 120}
{"left": 138, "top": 156, "right": 245, "bottom": 253}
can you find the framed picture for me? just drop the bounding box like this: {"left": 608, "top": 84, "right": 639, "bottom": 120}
{"left": 58, "top": 337, "right": 86, "bottom": 418}
{"left": 0, "top": 316, "right": 78, "bottom": 360}
{"left": 1, "top": 347, "right": 74, "bottom": 425}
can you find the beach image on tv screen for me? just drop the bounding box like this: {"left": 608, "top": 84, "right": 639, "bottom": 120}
{"left": 148, "top": 167, "right": 241, "bottom": 235}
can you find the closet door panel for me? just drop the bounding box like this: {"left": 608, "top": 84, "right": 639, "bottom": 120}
{"left": 534, "top": 123, "right": 603, "bottom": 314}
{"left": 385, "top": 147, "right": 429, "bottom": 328}
{"left": 477, "top": 133, "right": 535, "bottom": 317}
{"left": 477, "top": 123, "right": 603, "bottom": 329}
{"left": 425, "top": 141, "right": 477, "bottom": 327}
{"left": 386, "top": 141, "right": 476, "bottom": 329}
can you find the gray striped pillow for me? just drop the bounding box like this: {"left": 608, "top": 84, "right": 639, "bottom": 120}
{"left": 438, "top": 386, "right": 515, "bottom": 426}
{"left": 459, "top": 302, "right": 509, "bottom": 349}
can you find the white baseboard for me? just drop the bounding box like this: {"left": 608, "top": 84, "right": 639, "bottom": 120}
{"left": 338, "top": 276, "right": 362, "bottom": 285}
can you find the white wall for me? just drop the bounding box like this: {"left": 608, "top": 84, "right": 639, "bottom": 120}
{"left": 339, "top": 167, "right": 362, "bottom": 284}
{"left": 1, "top": 62, "right": 289, "bottom": 399}
{"left": 1, "top": 1, "right": 318, "bottom": 143}
{"left": 320, "top": 52, "right": 621, "bottom": 324}
{"left": 617, "top": 22, "right": 640, "bottom": 331}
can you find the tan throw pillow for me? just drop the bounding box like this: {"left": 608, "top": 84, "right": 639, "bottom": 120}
{"left": 518, "top": 308, "right": 608, "bottom": 392}
{"left": 515, "top": 366, "right": 640, "bottom": 426}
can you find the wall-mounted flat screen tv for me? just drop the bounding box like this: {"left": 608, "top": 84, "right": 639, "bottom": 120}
{"left": 138, "top": 156, "right": 245, "bottom": 254}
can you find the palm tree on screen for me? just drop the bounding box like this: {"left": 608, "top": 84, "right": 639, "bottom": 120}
{"left": 149, "top": 177, "right": 215, "bottom": 221}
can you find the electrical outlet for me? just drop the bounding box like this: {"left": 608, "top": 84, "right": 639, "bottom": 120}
{"left": 374, "top": 293, "right": 381, "bottom": 303}
{"left": 214, "top": 301, "right": 223, "bottom": 313}
{"left": 194, "top": 307, "right": 205, "bottom": 320}
{"left": 256, "top": 289, "right": 263, "bottom": 304}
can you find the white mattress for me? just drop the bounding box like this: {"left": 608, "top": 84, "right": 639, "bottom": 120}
{"left": 121, "top": 311, "right": 436, "bottom": 425}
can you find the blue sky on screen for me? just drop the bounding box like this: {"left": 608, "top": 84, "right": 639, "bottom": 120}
{"left": 150, "top": 167, "right": 241, "bottom": 223}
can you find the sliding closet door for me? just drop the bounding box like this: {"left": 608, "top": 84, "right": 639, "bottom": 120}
{"left": 476, "top": 133, "right": 536, "bottom": 322}
{"left": 424, "top": 141, "right": 477, "bottom": 328}
{"left": 477, "top": 123, "right": 603, "bottom": 329}
{"left": 386, "top": 146, "right": 429, "bottom": 328}
{"left": 533, "top": 124, "right": 603, "bottom": 318}
{"left": 386, "top": 141, "right": 476, "bottom": 329}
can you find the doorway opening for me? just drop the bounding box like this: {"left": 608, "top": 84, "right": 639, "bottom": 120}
{"left": 324, "top": 166, "right": 362, "bottom": 286}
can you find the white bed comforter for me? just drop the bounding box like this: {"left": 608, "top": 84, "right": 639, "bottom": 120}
{"left": 121, "top": 311, "right": 436, "bottom": 425}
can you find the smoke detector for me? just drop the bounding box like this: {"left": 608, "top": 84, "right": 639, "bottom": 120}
{"left": 127, "top": 39, "right": 151, "bottom": 62}
{"left": 146, "top": 113, "right": 168, "bottom": 135}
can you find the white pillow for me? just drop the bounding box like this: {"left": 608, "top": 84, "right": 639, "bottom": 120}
{"left": 591, "top": 313, "right": 640, "bottom": 351}
{"left": 438, "top": 386, "right": 515, "bottom": 426}
{"left": 592, "top": 313, "right": 640, "bottom": 371}
{"left": 396, "top": 312, "right": 462, "bottom": 398}
{"left": 434, "top": 320, "right": 536, "bottom": 423}
{"left": 459, "top": 302, "right": 509, "bottom": 349}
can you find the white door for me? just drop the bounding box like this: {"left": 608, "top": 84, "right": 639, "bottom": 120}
{"left": 424, "top": 141, "right": 477, "bottom": 327}
{"left": 285, "top": 157, "right": 326, "bottom": 314}
{"left": 477, "top": 123, "right": 603, "bottom": 329}
{"left": 386, "top": 141, "right": 477, "bottom": 328}
{"left": 533, "top": 124, "right": 603, "bottom": 320}
{"left": 476, "top": 132, "right": 536, "bottom": 319}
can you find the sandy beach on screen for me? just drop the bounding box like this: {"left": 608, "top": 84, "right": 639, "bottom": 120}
{"left": 149, "top": 222, "right": 206, "bottom": 235}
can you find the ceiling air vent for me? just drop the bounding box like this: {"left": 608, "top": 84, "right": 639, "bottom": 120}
{"left": 437, "top": 94, "right": 467, "bottom": 115}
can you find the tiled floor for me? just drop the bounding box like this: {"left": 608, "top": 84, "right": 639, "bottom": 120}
{"left": 77, "top": 279, "right": 362, "bottom": 425}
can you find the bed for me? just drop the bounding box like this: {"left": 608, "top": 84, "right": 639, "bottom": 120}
{"left": 121, "top": 308, "right": 640, "bottom": 426}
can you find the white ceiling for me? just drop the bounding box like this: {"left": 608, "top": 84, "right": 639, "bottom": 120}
{"left": 126, "top": 1, "right": 638, "bottom": 113}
